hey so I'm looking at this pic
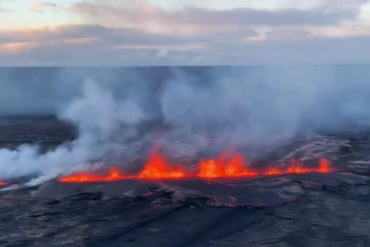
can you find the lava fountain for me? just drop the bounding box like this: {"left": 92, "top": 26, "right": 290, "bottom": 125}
{"left": 139, "top": 147, "right": 187, "bottom": 179}
{"left": 197, "top": 149, "right": 257, "bottom": 178}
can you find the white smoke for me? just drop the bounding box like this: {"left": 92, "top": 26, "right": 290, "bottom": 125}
{"left": 0, "top": 66, "right": 369, "bottom": 184}
{"left": 0, "top": 79, "right": 146, "bottom": 184}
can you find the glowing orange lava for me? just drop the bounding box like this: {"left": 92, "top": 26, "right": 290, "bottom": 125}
{"left": 197, "top": 151, "right": 332, "bottom": 178}
{"left": 198, "top": 150, "right": 257, "bottom": 178}
{"left": 139, "top": 148, "right": 187, "bottom": 179}
{"left": 262, "top": 158, "right": 332, "bottom": 176}
{"left": 59, "top": 149, "right": 334, "bottom": 183}
{"left": 0, "top": 180, "right": 8, "bottom": 186}
{"left": 59, "top": 167, "right": 127, "bottom": 183}
{"left": 318, "top": 158, "right": 332, "bottom": 173}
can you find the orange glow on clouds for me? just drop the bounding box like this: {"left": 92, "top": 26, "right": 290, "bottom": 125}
{"left": 0, "top": 42, "right": 33, "bottom": 53}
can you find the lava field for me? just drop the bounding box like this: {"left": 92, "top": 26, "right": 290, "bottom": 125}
{"left": 1, "top": 118, "right": 370, "bottom": 247}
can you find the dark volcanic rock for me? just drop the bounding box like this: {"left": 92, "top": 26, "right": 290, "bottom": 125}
{"left": 0, "top": 116, "right": 76, "bottom": 151}
{"left": 3, "top": 118, "right": 370, "bottom": 246}
{"left": 1, "top": 170, "right": 369, "bottom": 247}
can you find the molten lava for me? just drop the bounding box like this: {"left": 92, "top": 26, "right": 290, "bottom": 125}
{"left": 262, "top": 158, "right": 332, "bottom": 177}
{"left": 59, "top": 167, "right": 127, "bottom": 183}
{"left": 139, "top": 148, "right": 187, "bottom": 179}
{"left": 318, "top": 158, "right": 331, "bottom": 173}
{"left": 197, "top": 151, "right": 332, "bottom": 178}
{"left": 59, "top": 148, "right": 334, "bottom": 183}
{"left": 198, "top": 150, "right": 257, "bottom": 178}
{"left": 0, "top": 180, "right": 8, "bottom": 186}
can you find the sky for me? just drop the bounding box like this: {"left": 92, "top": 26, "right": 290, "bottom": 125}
{"left": 0, "top": 0, "right": 370, "bottom": 65}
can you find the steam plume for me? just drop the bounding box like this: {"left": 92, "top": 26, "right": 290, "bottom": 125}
{"left": 0, "top": 66, "right": 369, "bottom": 183}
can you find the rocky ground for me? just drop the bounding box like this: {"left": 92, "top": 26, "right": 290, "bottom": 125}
{"left": 1, "top": 117, "right": 370, "bottom": 247}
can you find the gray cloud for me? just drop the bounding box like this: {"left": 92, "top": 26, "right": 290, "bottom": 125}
{"left": 72, "top": 2, "right": 358, "bottom": 29}
{"left": 0, "top": 23, "right": 370, "bottom": 66}
{"left": 174, "top": 7, "right": 354, "bottom": 26}
{"left": 0, "top": 0, "right": 369, "bottom": 65}
{"left": 0, "top": 24, "right": 252, "bottom": 65}
{"left": 0, "top": 24, "right": 236, "bottom": 47}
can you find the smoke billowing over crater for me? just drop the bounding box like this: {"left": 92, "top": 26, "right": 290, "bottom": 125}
{"left": 0, "top": 66, "right": 370, "bottom": 184}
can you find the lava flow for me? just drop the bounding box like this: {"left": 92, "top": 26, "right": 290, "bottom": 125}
{"left": 59, "top": 167, "right": 127, "bottom": 183}
{"left": 59, "top": 148, "right": 334, "bottom": 183}
{"left": 262, "top": 158, "right": 332, "bottom": 177}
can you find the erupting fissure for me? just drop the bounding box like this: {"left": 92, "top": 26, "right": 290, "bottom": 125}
{"left": 59, "top": 148, "right": 334, "bottom": 183}
{"left": 59, "top": 167, "right": 127, "bottom": 183}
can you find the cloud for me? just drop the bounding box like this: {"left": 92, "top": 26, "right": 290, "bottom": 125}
{"left": 0, "top": 42, "right": 35, "bottom": 53}
{"left": 0, "top": 23, "right": 370, "bottom": 66}
{"left": 29, "top": 0, "right": 57, "bottom": 11}
{"left": 0, "top": 24, "right": 223, "bottom": 65}
{"left": 0, "top": 0, "right": 12, "bottom": 13}
{"left": 0, "top": 0, "right": 370, "bottom": 65}
{"left": 71, "top": 1, "right": 360, "bottom": 35}
{"left": 0, "top": 8, "right": 12, "bottom": 12}
{"left": 93, "top": 0, "right": 364, "bottom": 12}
